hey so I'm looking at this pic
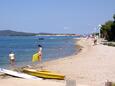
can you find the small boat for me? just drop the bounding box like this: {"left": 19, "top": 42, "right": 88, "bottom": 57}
{"left": 38, "top": 38, "right": 44, "bottom": 40}
{"left": 0, "top": 68, "right": 42, "bottom": 80}
{"left": 22, "top": 68, "right": 65, "bottom": 80}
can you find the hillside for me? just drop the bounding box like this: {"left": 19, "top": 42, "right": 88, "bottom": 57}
{"left": 0, "top": 30, "right": 81, "bottom": 36}
{"left": 0, "top": 30, "right": 36, "bottom": 36}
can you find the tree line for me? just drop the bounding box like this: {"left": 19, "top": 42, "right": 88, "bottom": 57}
{"left": 100, "top": 14, "right": 115, "bottom": 41}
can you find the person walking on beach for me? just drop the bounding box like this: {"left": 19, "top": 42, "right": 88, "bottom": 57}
{"left": 9, "top": 51, "right": 15, "bottom": 66}
{"left": 93, "top": 35, "right": 98, "bottom": 45}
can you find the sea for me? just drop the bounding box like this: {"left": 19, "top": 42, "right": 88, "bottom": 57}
{"left": 0, "top": 36, "right": 80, "bottom": 68}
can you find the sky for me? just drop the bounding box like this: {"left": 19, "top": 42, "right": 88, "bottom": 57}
{"left": 0, "top": 0, "right": 115, "bottom": 34}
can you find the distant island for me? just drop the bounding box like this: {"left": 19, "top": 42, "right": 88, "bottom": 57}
{"left": 0, "top": 30, "right": 81, "bottom": 36}
{"left": 0, "top": 30, "right": 36, "bottom": 36}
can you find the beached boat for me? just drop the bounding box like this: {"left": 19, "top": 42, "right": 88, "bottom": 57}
{"left": 22, "top": 68, "right": 65, "bottom": 80}
{"left": 0, "top": 68, "right": 42, "bottom": 80}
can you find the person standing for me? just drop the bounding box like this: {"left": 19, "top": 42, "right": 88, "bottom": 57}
{"left": 32, "top": 45, "right": 43, "bottom": 63}
{"left": 32, "top": 45, "right": 43, "bottom": 69}
{"left": 93, "top": 35, "right": 98, "bottom": 45}
{"left": 37, "top": 45, "right": 42, "bottom": 62}
{"left": 9, "top": 51, "right": 15, "bottom": 66}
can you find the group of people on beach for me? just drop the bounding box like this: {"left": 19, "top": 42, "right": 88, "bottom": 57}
{"left": 86, "top": 34, "right": 98, "bottom": 45}
{"left": 8, "top": 35, "right": 98, "bottom": 66}
{"left": 9, "top": 45, "right": 42, "bottom": 66}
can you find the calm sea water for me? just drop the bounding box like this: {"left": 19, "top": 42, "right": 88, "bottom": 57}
{"left": 0, "top": 36, "right": 79, "bottom": 68}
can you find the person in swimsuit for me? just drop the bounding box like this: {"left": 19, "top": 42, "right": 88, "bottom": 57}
{"left": 9, "top": 51, "right": 15, "bottom": 66}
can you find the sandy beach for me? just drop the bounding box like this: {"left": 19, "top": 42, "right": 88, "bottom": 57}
{"left": 1, "top": 38, "right": 115, "bottom": 86}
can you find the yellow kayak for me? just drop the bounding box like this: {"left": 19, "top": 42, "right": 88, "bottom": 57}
{"left": 22, "top": 68, "right": 65, "bottom": 80}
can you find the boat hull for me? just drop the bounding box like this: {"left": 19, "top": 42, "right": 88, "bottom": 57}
{"left": 22, "top": 68, "right": 65, "bottom": 80}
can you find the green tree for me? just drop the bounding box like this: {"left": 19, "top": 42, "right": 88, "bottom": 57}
{"left": 100, "top": 20, "right": 113, "bottom": 40}
{"left": 100, "top": 14, "right": 115, "bottom": 41}
{"left": 110, "top": 14, "right": 115, "bottom": 41}
{"left": 113, "top": 14, "right": 115, "bottom": 21}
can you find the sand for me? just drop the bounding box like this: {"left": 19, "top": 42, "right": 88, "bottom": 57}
{"left": 43, "top": 38, "right": 115, "bottom": 86}
{"left": 0, "top": 37, "right": 115, "bottom": 86}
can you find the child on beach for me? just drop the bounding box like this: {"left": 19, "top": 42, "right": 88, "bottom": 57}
{"left": 9, "top": 51, "right": 15, "bottom": 66}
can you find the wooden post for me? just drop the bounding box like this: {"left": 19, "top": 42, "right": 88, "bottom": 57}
{"left": 105, "top": 81, "right": 112, "bottom": 86}
{"left": 66, "top": 79, "right": 76, "bottom": 86}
